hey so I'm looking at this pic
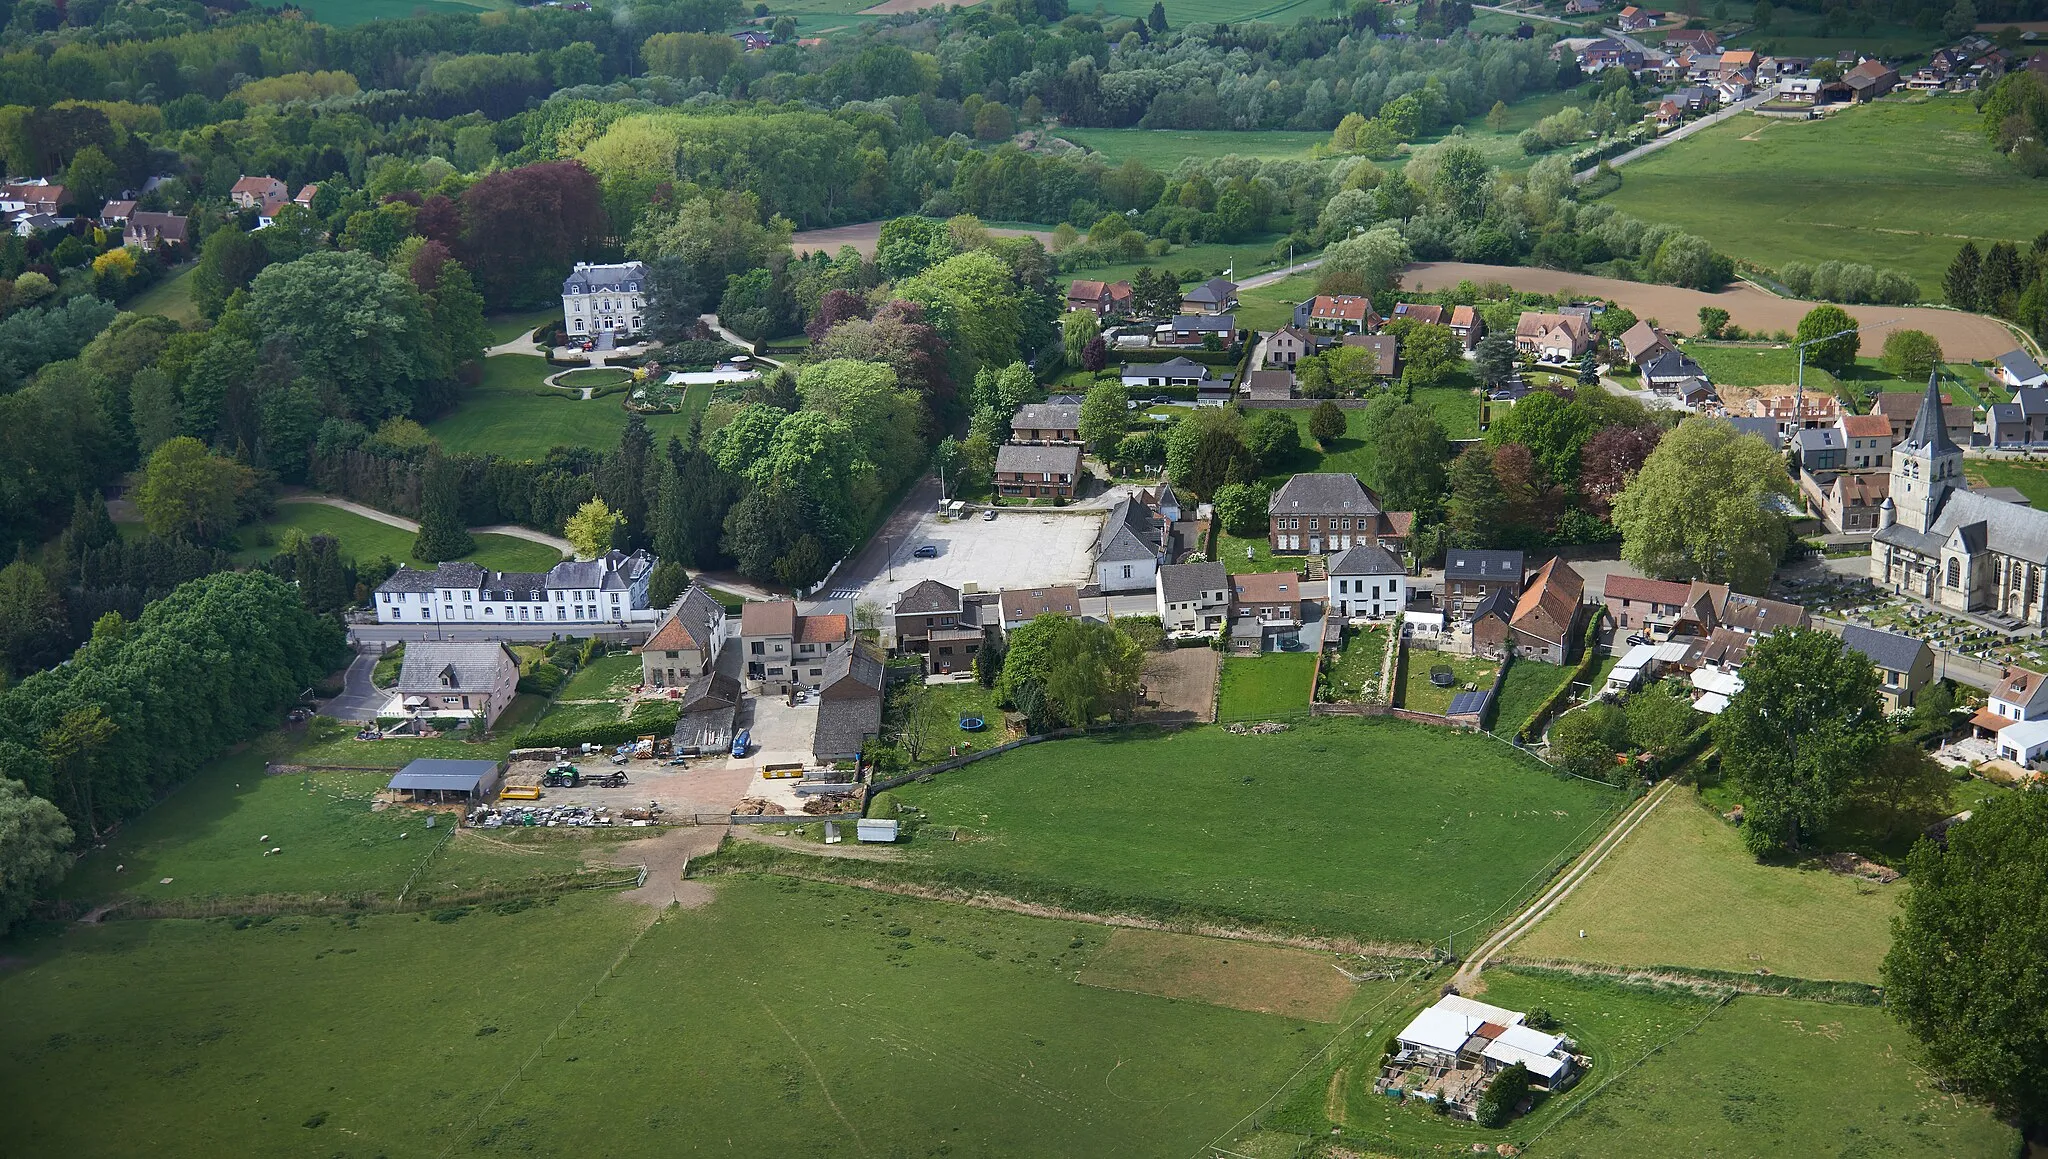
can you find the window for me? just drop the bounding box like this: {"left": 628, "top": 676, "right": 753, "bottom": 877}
{"left": 1946, "top": 557, "right": 1962, "bottom": 589}
{"left": 1121, "top": 565, "right": 1132, "bottom": 579}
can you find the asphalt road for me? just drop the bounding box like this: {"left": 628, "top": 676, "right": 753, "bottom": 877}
{"left": 804, "top": 474, "right": 941, "bottom": 609}
{"left": 319, "top": 648, "right": 386, "bottom": 722}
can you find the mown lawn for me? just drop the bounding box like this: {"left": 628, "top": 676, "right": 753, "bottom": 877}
{"left": 1601, "top": 96, "right": 2048, "bottom": 299}
{"left": 427, "top": 354, "right": 699, "bottom": 459}
{"left": 1396, "top": 649, "right": 1497, "bottom": 715}
{"left": 553, "top": 652, "right": 642, "bottom": 700}
{"left": 1492, "top": 657, "right": 1575, "bottom": 735}
{"left": 233, "top": 501, "right": 563, "bottom": 572}
{"left": 871, "top": 718, "right": 1625, "bottom": 943}
{"left": 1512, "top": 791, "right": 1902, "bottom": 983}
{"left": 0, "top": 879, "right": 1322, "bottom": 1158}
{"left": 1217, "top": 652, "right": 1317, "bottom": 719}
{"left": 1057, "top": 128, "right": 1329, "bottom": 167}
{"left": 1966, "top": 458, "right": 2048, "bottom": 507}
{"left": 125, "top": 263, "right": 198, "bottom": 323}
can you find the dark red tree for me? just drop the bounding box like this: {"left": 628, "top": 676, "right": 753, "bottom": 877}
{"left": 457, "top": 161, "right": 607, "bottom": 308}
{"left": 1492, "top": 441, "right": 1565, "bottom": 539}
{"left": 414, "top": 194, "right": 463, "bottom": 248}
{"left": 1578, "top": 424, "right": 1663, "bottom": 518}
{"left": 805, "top": 288, "right": 871, "bottom": 342}
{"left": 1081, "top": 334, "right": 1108, "bottom": 372}
{"left": 408, "top": 240, "right": 455, "bottom": 293}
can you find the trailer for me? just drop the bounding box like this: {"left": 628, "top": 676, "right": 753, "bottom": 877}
{"left": 761, "top": 762, "right": 806, "bottom": 780}
{"left": 499, "top": 785, "right": 543, "bottom": 801}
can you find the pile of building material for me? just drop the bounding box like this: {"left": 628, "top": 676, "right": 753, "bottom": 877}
{"left": 732, "top": 798, "right": 787, "bottom": 816}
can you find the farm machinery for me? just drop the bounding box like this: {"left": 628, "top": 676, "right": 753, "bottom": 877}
{"left": 541, "top": 761, "right": 627, "bottom": 789}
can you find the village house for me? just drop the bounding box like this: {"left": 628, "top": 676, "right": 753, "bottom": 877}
{"left": 1600, "top": 574, "right": 1694, "bottom": 635}
{"left": 123, "top": 211, "right": 189, "bottom": 251}
{"left": 1264, "top": 325, "right": 1317, "bottom": 367}
{"left": 1794, "top": 427, "right": 1847, "bottom": 475}
{"left": 1514, "top": 312, "right": 1593, "bottom": 361}
{"left": 1639, "top": 350, "right": 1710, "bottom": 396}
{"left": 994, "top": 443, "right": 1083, "bottom": 500}
{"left": 389, "top": 642, "right": 520, "bottom": 728}
{"left": 1776, "top": 76, "right": 1825, "bottom": 102}
{"left": 1386, "top": 994, "right": 1581, "bottom": 1120}
{"left": 1663, "top": 28, "right": 1720, "bottom": 53}
{"left": 1009, "top": 401, "right": 1081, "bottom": 443}
{"left": 1094, "top": 493, "right": 1168, "bottom": 593}
{"left": 892, "top": 579, "right": 983, "bottom": 663}
{"left": 1996, "top": 349, "right": 2048, "bottom": 389}
{"left": 1989, "top": 387, "right": 2048, "bottom": 448}
{"left": 738, "top": 600, "right": 850, "bottom": 694}
{"left": 1342, "top": 333, "right": 1402, "bottom": 378}
{"left": 1844, "top": 58, "right": 1900, "bottom": 100}
{"left": 1803, "top": 469, "right": 1890, "bottom": 535}
{"left": 1182, "top": 277, "right": 1238, "bottom": 314}
{"left": 1155, "top": 560, "right": 1229, "bottom": 635}
{"left": 1872, "top": 390, "right": 1973, "bottom": 445}
{"left": 293, "top": 183, "right": 319, "bottom": 208}
{"left": 1329, "top": 542, "right": 1406, "bottom": 619}
{"left": 1619, "top": 320, "right": 1674, "bottom": 367}
{"left": 1121, "top": 357, "right": 1211, "bottom": 390}
{"left": 1065, "top": 278, "right": 1133, "bottom": 317}
{"left": 1840, "top": 412, "right": 1893, "bottom": 469}
{"left": 1, "top": 179, "right": 65, "bottom": 217}
{"left": 1293, "top": 294, "right": 1381, "bottom": 333}
{"left": 1497, "top": 557, "right": 1587, "bottom": 664}
{"left": 812, "top": 644, "right": 884, "bottom": 763}
{"left": 375, "top": 550, "right": 658, "bottom": 626}
{"left": 638, "top": 586, "right": 729, "bottom": 687}
{"left": 1158, "top": 314, "right": 1239, "bottom": 348}
{"left": 1245, "top": 369, "right": 1297, "bottom": 401}
{"left": 1267, "top": 473, "right": 1412, "bottom": 555}
{"left": 1392, "top": 302, "right": 1446, "bottom": 326}
{"left": 229, "top": 175, "right": 288, "bottom": 221}
{"left": 1000, "top": 586, "right": 1081, "bottom": 630}
{"left": 1874, "top": 376, "right": 2048, "bottom": 626}
{"left": 1440, "top": 549, "right": 1525, "bottom": 620}
{"left": 98, "top": 200, "right": 133, "bottom": 227}
{"left": 1563, "top": 0, "right": 1602, "bottom": 14}
{"left": 1228, "top": 570, "right": 1308, "bottom": 651}
{"left": 1838, "top": 624, "right": 1933, "bottom": 711}
{"left": 1448, "top": 304, "right": 1483, "bottom": 349}
{"left": 1617, "top": 5, "right": 1659, "bottom": 31}
{"left": 562, "top": 260, "right": 649, "bottom": 340}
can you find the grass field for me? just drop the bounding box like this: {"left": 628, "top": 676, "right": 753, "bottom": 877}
{"left": 553, "top": 651, "right": 641, "bottom": 700}
{"left": 1966, "top": 459, "right": 2048, "bottom": 507}
{"left": 125, "top": 263, "right": 198, "bottom": 323}
{"left": 1218, "top": 652, "right": 1316, "bottom": 719}
{"left": 1683, "top": 342, "right": 1971, "bottom": 403}
{"left": 1511, "top": 790, "right": 1901, "bottom": 983}
{"left": 484, "top": 307, "right": 558, "bottom": 344}
{"left": 1235, "top": 272, "right": 1317, "bottom": 331}
{"left": 428, "top": 355, "right": 699, "bottom": 460}
{"left": 862, "top": 718, "right": 1625, "bottom": 944}
{"left": 288, "top": 0, "right": 499, "bottom": 21}
{"left": 1076, "top": 232, "right": 1291, "bottom": 289}
{"left": 0, "top": 879, "right": 1326, "bottom": 1157}
{"left": 1323, "top": 623, "right": 1392, "bottom": 702}
{"left": 1255, "top": 385, "right": 1482, "bottom": 486}
{"left": 1493, "top": 657, "right": 1574, "bottom": 733}
{"left": 1601, "top": 96, "right": 2048, "bottom": 299}
{"left": 1058, "top": 128, "right": 1329, "bottom": 168}
{"left": 1396, "top": 649, "right": 1496, "bottom": 715}
{"left": 233, "top": 501, "right": 563, "bottom": 572}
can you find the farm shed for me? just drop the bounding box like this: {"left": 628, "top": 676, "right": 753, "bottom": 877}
{"left": 387, "top": 758, "right": 504, "bottom": 803}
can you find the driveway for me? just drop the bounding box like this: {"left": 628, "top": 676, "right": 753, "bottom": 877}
{"left": 738, "top": 693, "right": 819, "bottom": 769}
{"left": 319, "top": 647, "right": 386, "bottom": 721}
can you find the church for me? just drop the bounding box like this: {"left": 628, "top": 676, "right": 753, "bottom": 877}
{"left": 1871, "top": 373, "right": 2048, "bottom": 626}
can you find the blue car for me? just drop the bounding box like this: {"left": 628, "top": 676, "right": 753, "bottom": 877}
{"left": 913, "top": 545, "right": 938, "bottom": 558}
{"left": 730, "top": 729, "right": 751, "bottom": 758}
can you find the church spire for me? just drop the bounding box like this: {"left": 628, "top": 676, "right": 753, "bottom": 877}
{"left": 1902, "top": 368, "right": 1959, "bottom": 456}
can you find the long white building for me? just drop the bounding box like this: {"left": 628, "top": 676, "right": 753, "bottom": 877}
{"left": 373, "top": 550, "right": 657, "bottom": 626}
{"left": 562, "top": 260, "right": 649, "bottom": 340}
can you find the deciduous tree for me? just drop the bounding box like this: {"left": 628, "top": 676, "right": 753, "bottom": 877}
{"left": 565, "top": 496, "right": 624, "bottom": 560}
{"left": 1612, "top": 417, "right": 1793, "bottom": 592}
{"left": 134, "top": 437, "right": 252, "bottom": 544}
{"left": 1794, "top": 304, "right": 1860, "bottom": 374}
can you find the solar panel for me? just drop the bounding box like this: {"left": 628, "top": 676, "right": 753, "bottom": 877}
{"left": 1447, "top": 690, "right": 1491, "bottom": 717}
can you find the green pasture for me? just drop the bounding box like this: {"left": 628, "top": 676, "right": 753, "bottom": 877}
{"left": 853, "top": 718, "right": 1626, "bottom": 944}
{"left": 428, "top": 354, "right": 699, "bottom": 460}
{"left": 1073, "top": 231, "right": 1291, "bottom": 289}
{"left": 1058, "top": 128, "right": 1329, "bottom": 168}
{"left": 1217, "top": 651, "right": 1317, "bottom": 719}
{"left": 1683, "top": 341, "right": 1970, "bottom": 402}
{"left": 1728, "top": 7, "right": 1952, "bottom": 60}
{"left": 233, "top": 501, "right": 563, "bottom": 572}
{"left": 1235, "top": 272, "right": 1317, "bottom": 331}
{"left": 0, "top": 879, "right": 1322, "bottom": 1157}
{"left": 1512, "top": 791, "right": 1901, "bottom": 983}
{"left": 291, "top": 0, "right": 501, "bottom": 23}
{"left": 1601, "top": 97, "right": 2048, "bottom": 299}
{"left": 125, "top": 263, "right": 198, "bottom": 324}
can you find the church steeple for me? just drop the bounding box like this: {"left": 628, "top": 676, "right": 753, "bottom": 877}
{"left": 1889, "top": 369, "right": 1960, "bottom": 534}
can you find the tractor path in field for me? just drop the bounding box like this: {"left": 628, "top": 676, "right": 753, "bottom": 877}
{"left": 613, "top": 824, "right": 725, "bottom": 908}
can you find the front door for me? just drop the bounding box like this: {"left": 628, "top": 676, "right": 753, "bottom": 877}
{"left": 1309, "top": 537, "right": 1321, "bottom": 553}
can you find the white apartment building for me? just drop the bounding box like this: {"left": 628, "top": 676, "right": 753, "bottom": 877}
{"left": 373, "top": 550, "right": 657, "bottom": 626}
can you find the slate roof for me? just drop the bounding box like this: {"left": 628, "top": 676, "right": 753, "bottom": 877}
{"left": 1470, "top": 587, "right": 1515, "bottom": 624}
{"left": 1642, "top": 349, "right": 1707, "bottom": 381}
{"left": 1795, "top": 427, "right": 1845, "bottom": 452}
{"left": 1444, "top": 550, "right": 1524, "bottom": 582}
{"left": 641, "top": 587, "right": 725, "bottom": 653}
{"left": 1330, "top": 542, "right": 1403, "bottom": 576}
{"left": 1876, "top": 487, "right": 2048, "bottom": 565}
{"left": 1900, "top": 372, "right": 1961, "bottom": 457}
{"left": 1245, "top": 369, "right": 1296, "bottom": 400}
{"left": 895, "top": 579, "right": 962, "bottom": 615}
{"left": 1269, "top": 472, "right": 1377, "bottom": 515}
{"left": 1170, "top": 313, "right": 1237, "bottom": 333}
{"left": 677, "top": 670, "right": 741, "bottom": 714}
{"left": 1342, "top": 333, "right": 1399, "bottom": 376}
{"left": 994, "top": 443, "right": 1082, "bottom": 476}
{"left": 1183, "top": 277, "right": 1237, "bottom": 306}
{"left": 1839, "top": 624, "right": 1929, "bottom": 675}
{"left": 125, "top": 211, "right": 189, "bottom": 244}
{"left": 1121, "top": 357, "right": 1211, "bottom": 381}
{"left": 549, "top": 549, "right": 654, "bottom": 592}
{"left": 1094, "top": 496, "right": 1157, "bottom": 564}
{"left": 396, "top": 642, "right": 515, "bottom": 695}
{"left": 1158, "top": 560, "right": 1227, "bottom": 604}
{"left": 1724, "top": 416, "right": 1783, "bottom": 444}
{"left": 378, "top": 561, "right": 485, "bottom": 595}
{"left": 1011, "top": 402, "right": 1081, "bottom": 431}
{"left": 2000, "top": 349, "right": 2048, "bottom": 382}
{"left": 561, "top": 260, "right": 647, "bottom": 295}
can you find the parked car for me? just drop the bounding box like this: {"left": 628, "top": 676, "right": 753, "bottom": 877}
{"left": 913, "top": 544, "right": 939, "bottom": 558}
{"left": 982, "top": 509, "right": 997, "bottom": 521}
{"left": 1626, "top": 634, "right": 1649, "bottom": 647}
{"left": 730, "top": 729, "right": 751, "bottom": 758}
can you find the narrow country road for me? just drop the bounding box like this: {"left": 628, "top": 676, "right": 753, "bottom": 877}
{"left": 318, "top": 646, "right": 386, "bottom": 721}
{"left": 1572, "top": 91, "right": 1773, "bottom": 183}
{"left": 1237, "top": 258, "right": 1323, "bottom": 292}
{"left": 1472, "top": 2, "right": 1577, "bottom": 26}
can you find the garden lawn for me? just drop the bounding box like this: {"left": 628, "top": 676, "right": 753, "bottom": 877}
{"left": 1966, "top": 459, "right": 2048, "bottom": 507}
{"left": 860, "top": 718, "right": 1626, "bottom": 943}
{"left": 0, "top": 880, "right": 1323, "bottom": 1158}
{"left": 1075, "top": 233, "right": 1291, "bottom": 291}
{"left": 1512, "top": 791, "right": 1900, "bottom": 983}
{"left": 427, "top": 355, "right": 698, "bottom": 459}
{"left": 1532, "top": 991, "right": 2015, "bottom": 1158}
{"left": 910, "top": 681, "right": 1005, "bottom": 752}
{"left": 1249, "top": 385, "right": 1482, "bottom": 495}
{"left": 1323, "top": 624, "right": 1392, "bottom": 703}
{"left": 125, "top": 263, "right": 198, "bottom": 323}
{"left": 1396, "top": 650, "right": 1497, "bottom": 715}
{"left": 554, "top": 652, "right": 642, "bottom": 700}
{"left": 1492, "top": 658, "right": 1574, "bottom": 736}
{"left": 233, "top": 501, "right": 562, "bottom": 572}
{"left": 485, "top": 307, "right": 558, "bottom": 344}
{"left": 1600, "top": 96, "right": 2048, "bottom": 299}
{"left": 1218, "top": 652, "right": 1317, "bottom": 720}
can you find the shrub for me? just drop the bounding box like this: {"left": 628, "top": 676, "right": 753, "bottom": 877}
{"left": 517, "top": 662, "right": 564, "bottom": 696}
{"left": 516, "top": 701, "right": 679, "bottom": 749}
{"left": 1475, "top": 1061, "right": 1531, "bottom": 1128}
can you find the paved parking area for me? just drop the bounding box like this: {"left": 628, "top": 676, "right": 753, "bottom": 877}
{"left": 739, "top": 694, "right": 818, "bottom": 768}
{"left": 841, "top": 508, "right": 1103, "bottom": 609}
{"left": 504, "top": 756, "right": 755, "bottom": 816}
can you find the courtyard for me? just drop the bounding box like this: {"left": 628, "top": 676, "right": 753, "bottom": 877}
{"left": 842, "top": 505, "right": 1103, "bottom": 611}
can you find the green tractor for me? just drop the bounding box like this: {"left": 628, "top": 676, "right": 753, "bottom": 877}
{"left": 541, "top": 762, "right": 580, "bottom": 788}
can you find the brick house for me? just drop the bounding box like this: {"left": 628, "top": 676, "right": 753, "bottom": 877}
{"left": 994, "top": 443, "right": 1082, "bottom": 499}
{"left": 1155, "top": 561, "right": 1229, "bottom": 635}
{"left": 1265, "top": 325, "right": 1317, "bottom": 368}
{"left": 1514, "top": 312, "right": 1593, "bottom": 361}
{"left": 1503, "top": 558, "right": 1586, "bottom": 664}
{"left": 1440, "top": 549, "right": 1525, "bottom": 620}
{"left": 1872, "top": 391, "right": 1972, "bottom": 446}
{"left": 1065, "top": 279, "right": 1133, "bottom": 317}
{"left": 1599, "top": 574, "right": 1694, "bottom": 635}
{"left": 1267, "top": 473, "right": 1412, "bottom": 555}
{"left": 1448, "top": 305, "right": 1483, "bottom": 349}
{"left": 123, "top": 211, "right": 189, "bottom": 251}
{"left": 1803, "top": 469, "right": 1890, "bottom": 535}
{"left": 1293, "top": 294, "right": 1381, "bottom": 333}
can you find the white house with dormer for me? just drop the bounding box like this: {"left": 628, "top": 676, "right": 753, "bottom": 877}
{"left": 562, "top": 260, "right": 649, "bottom": 340}
{"left": 374, "top": 550, "right": 657, "bottom": 627}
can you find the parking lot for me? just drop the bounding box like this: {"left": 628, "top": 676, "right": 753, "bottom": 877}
{"left": 501, "top": 755, "right": 756, "bottom": 816}
{"left": 843, "top": 507, "right": 1103, "bottom": 609}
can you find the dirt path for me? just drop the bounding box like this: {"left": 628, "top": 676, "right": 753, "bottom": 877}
{"left": 1403, "top": 262, "right": 2025, "bottom": 359}
{"left": 610, "top": 824, "right": 726, "bottom": 908}
{"left": 1453, "top": 780, "right": 1674, "bottom": 992}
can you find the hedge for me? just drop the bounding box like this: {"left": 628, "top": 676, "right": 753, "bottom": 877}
{"left": 517, "top": 662, "right": 564, "bottom": 697}
{"left": 1515, "top": 612, "right": 1607, "bottom": 743}
{"left": 515, "top": 701, "right": 680, "bottom": 750}
{"left": 1652, "top": 722, "right": 1716, "bottom": 779}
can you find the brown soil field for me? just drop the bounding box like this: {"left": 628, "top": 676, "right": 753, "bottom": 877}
{"left": 1402, "top": 261, "right": 2025, "bottom": 360}
{"left": 1074, "top": 927, "right": 1356, "bottom": 1021}
{"left": 791, "top": 219, "right": 1054, "bottom": 257}
{"left": 1138, "top": 645, "right": 1219, "bottom": 724}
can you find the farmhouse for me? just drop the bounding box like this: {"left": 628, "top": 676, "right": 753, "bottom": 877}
{"left": 1382, "top": 995, "right": 1580, "bottom": 1119}
{"left": 1065, "top": 279, "right": 1133, "bottom": 317}
{"left": 1329, "top": 543, "right": 1405, "bottom": 619}
{"left": 812, "top": 645, "right": 884, "bottom": 763}
{"left": 374, "top": 550, "right": 657, "bottom": 626}
{"left": 1514, "top": 312, "right": 1593, "bottom": 361}
{"left": 562, "top": 260, "right": 649, "bottom": 341}
{"left": 1156, "top": 560, "right": 1229, "bottom": 635}
{"left": 638, "top": 586, "right": 728, "bottom": 687}
{"left": 1441, "top": 549, "right": 1525, "bottom": 619}
{"left": 386, "top": 758, "right": 504, "bottom": 804}
{"left": 1267, "top": 473, "right": 1412, "bottom": 555}
{"left": 993, "top": 443, "right": 1082, "bottom": 499}
{"left": 1010, "top": 401, "right": 1081, "bottom": 443}
{"left": 1874, "top": 376, "right": 2048, "bottom": 626}
{"left": 1844, "top": 58, "right": 1899, "bottom": 100}
{"left": 1293, "top": 294, "right": 1381, "bottom": 332}
{"left": 389, "top": 642, "right": 519, "bottom": 727}
{"left": 1490, "top": 557, "right": 1586, "bottom": 665}
{"left": 1838, "top": 624, "right": 1933, "bottom": 711}
{"left": 739, "top": 599, "right": 850, "bottom": 694}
